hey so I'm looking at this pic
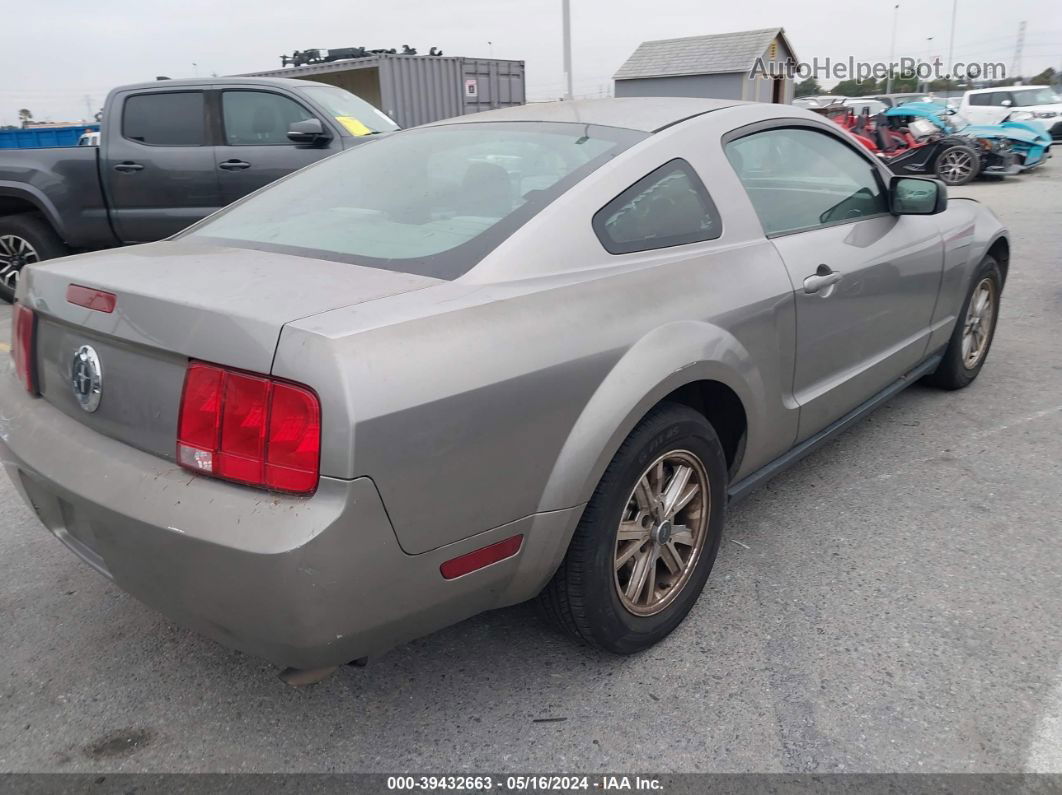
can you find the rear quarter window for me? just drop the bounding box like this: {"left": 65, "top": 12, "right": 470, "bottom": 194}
{"left": 593, "top": 159, "right": 721, "bottom": 254}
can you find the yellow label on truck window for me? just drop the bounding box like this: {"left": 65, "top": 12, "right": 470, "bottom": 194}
{"left": 336, "top": 116, "right": 373, "bottom": 136}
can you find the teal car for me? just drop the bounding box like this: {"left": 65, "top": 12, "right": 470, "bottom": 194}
{"left": 888, "top": 102, "right": 1051, "bottom": 171}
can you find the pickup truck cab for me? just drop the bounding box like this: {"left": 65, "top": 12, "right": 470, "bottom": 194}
{"left": 0, "top": 77, "right": 398, "bottom": 301}
{"left": 960, "top": 86, "right": 1062, "bottom": 141}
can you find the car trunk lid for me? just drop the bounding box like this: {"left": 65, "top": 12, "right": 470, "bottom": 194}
{"left": 22, "top": 240, "right": 440, "bottom": 461}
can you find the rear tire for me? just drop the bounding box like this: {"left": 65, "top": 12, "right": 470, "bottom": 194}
{"left": 539, "top": 403, "right": 728, "bottom": 654}
{"left": 923, "top": 256, "right": 1002, "bottom": 390}
{"left": 934, "top": 145, "right": 980, "bottom": 186}
{"left": 0, "top": 213, "right": 68, "bottom": 303}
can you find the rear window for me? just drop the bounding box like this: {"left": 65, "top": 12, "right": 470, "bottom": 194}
{"left": 123, "top": 92, "right": 205, "bottom": 146}
{"left": 185, "top": 121, "right": 647, "bottom": 279}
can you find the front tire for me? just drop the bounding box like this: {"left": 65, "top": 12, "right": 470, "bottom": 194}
{"left": 539, "top": 403, "right": 728, "bottom": 654}
{"left": 924, "top": 255, "right": 1002, "bottom": 390}
{"left": 0, "top": 213, "right": 68, "bottom": 303}
{"left": 934, "top": 145, "right": 980, "bottom": 186}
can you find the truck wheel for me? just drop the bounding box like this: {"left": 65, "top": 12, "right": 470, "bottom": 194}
{"left": 923, "top": 256, "right": 1002, "bottom": 390}
{"left": 538, "top": 403, "right": 727, "bottom": 654}
{"left": 935, "top": 145, "right": 979, "bottom": 186}
{"left": 0, "top": 213, "right": 68, "bottom": 303}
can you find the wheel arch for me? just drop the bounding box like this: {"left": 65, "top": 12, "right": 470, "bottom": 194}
{"left": 0, "top": 184, "right": 66, "bottom": 241}
{"left": 535, "top": 321, "right": 759, "bottom": 520}
{"left": 986, "top": 234, "right": 1010, "bottom": 285}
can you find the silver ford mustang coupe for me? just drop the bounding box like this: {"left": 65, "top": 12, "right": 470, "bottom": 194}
{"left": 1, "top": 98, "right": 1007, "bottom": 683}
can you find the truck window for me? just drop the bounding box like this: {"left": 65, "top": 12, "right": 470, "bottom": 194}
{"left": 123, "top": 92, "right": 206, "bottom": 146}
{"left": 221, "top": 91, "right": 316, "bottom": 146}
{"left": 967, "top": 93, "right": 990, "bottom": 106}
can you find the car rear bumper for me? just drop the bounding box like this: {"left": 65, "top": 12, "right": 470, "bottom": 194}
{"left": 0, "top": 369, "right": 579, "bottom": 669}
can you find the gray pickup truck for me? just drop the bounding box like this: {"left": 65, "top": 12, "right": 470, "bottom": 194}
{"left": 0, "top": 76, "right": 398, "bottom": 301}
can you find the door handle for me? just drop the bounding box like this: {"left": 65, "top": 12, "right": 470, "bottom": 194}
{"left": 113, "top": 162, "right": 143, "bottom": 172}
{"left": 219, "top": 160, "right": 251, "bottom": 170}
{"left": 803, "top": 265, "right": 843, "bottom": 294}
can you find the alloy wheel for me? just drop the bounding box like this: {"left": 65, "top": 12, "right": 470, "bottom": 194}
{"left": 0, "top": 234, "right": 40, "bottom": 291}
{"left": 613, "top": 450, "right": 710, "bottom": 616}
{"left": 939, "top": 150, "right": 975, "bottom": 184}
{"left": 961, "top": 277, "right": 996, "bottom": 369}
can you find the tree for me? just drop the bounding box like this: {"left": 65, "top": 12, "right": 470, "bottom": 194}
{"left": 832, "top": 78, "right": 881, "bottom": 96}
{"left": 17, "top": 108, "right": 32, "bottom": 128}
{"left": 794, "top": 77, "right": 823, "bottom": 97}
{"left": 1029, "top": 68, "right": 1056, "bottom": 86}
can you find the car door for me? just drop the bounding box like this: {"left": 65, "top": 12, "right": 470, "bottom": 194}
{"left": 966, "top": 92, "right": 1013, "bottom": 126}
{"left": 213, "top": 88, "right": 342, "bottom": 204}
{"left": 103, "top": 89, "right": 222, "bottom": 243}
{"left": 725, "top": 124, "right": 944, "bottom": 441}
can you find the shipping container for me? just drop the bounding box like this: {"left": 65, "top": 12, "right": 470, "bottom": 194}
{"left": 240, "top": 54, "right": 525, "bottom": 128}
{"left": 0, "top": 124, "right": 100, "bottom": 149}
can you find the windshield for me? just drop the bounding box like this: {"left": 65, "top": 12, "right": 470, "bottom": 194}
{"left": 848, "top": 100, "right": 886, "bottom": 115}
{"left": 299, "top": 84, "right": 400, "bottom": 135}
{"left": 185, "top": 121, "right": 647, "bottom": 280}
{"left": 943, "top": 111, "right": 971, "bottom": 131}
{"left": 1012, "top": 88, "right": 1061, "bottom": 107}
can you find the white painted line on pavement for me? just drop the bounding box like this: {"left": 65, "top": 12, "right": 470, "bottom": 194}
{"left": 1026, "top": 660, "right": 1062, "bottom": 771}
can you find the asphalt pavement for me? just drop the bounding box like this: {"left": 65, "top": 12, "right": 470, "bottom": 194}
{"left": 0, "top": 160, "right": 1060, "bottom": 773}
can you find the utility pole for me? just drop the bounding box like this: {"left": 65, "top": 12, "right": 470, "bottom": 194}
{"left": 886, "top": 4, "right": 899, "bottom": 94}
{"left": 946, "top": 0, "right": 957, "bottom": 85}
{"left": 562, "top": 0, "right": 573, "bottom": 100}
{"left": 1011, "top": 21, "right": 1026, "bottom": 83}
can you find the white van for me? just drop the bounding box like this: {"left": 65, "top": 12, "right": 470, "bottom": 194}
{"left": 960, "top": 86, "right": 1062, "bottom": 140}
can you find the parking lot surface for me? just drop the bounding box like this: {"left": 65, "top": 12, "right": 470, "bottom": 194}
{"left": 1, "top": 161, "right": 1060, "bottom": 773}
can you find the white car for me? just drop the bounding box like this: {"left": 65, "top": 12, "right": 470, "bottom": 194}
{"left": 960, "top": 86, "right": 1062, "bottom": 140}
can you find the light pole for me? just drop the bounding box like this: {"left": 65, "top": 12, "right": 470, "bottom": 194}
{"left": 562, "top": 0, "right": 573, "bottom": 100}
{"left": 923, "top": 36, "right": 934, "bottom": 92}
{"left": 886, "top": 4, "right": 899, "bottom": 94}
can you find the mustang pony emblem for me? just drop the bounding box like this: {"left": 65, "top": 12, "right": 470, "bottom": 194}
{"left": 70, "top": 345, "right": 103, "bottom": 413}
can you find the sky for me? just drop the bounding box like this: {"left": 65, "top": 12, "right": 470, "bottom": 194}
{"left": 1, "top": 0, "right": 1060, "bottom": 126}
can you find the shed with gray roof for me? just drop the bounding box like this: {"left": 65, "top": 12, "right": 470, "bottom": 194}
{"left": 613, "top": 28, "right": 797, "bottom": 105}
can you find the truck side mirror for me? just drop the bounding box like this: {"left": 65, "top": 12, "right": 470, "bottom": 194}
{"left": 287, "top": 118, "right": 332, "bottom": 146}
{"left": 1000, "top": 99, "right": 1012, "bottom": 107}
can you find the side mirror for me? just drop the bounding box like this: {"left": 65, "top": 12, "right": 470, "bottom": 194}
{"left": 890, "top": 176, "right": 947, "bottom": 215}
{"left": 1000, "top": 99, "right": 1012, "bottom": 107}
{"left": 287, "top": 118, "right": 331, "bottom": 146}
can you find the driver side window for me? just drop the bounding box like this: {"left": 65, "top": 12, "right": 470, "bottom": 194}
{"left": 725, "top": 127, "right": 889, "bottom": 236}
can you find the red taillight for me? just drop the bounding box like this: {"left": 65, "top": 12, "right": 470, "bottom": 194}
{"left": 177, "top": 362, "right": 321, "bottom": 495}
{"left": 11, "top": 303, "right": 37, "bottom": 395}
{"left": 440, "top": 535, "right": 524, "bottom": 580}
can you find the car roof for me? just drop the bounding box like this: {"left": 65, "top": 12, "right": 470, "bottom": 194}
{"left": 110, "top": 76, "right": 330, "bottom": 93}
{"left": 964, "top": 86, "right": 1045, "bottom": 94}
{"left": 424, "top": 97, "right": 744, "bottom": 133}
